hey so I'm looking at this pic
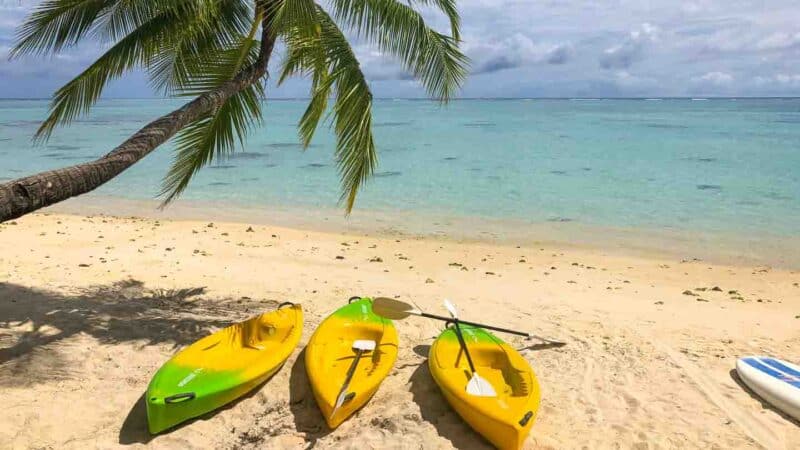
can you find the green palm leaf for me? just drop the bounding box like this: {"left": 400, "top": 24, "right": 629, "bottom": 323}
{"left": 282, "top": 4, "right": 377, "bottom": 212}
{"left": 327, "top": 0, "right": 468, "bottom": 101}
{"left": 159, "top": 42, "right": 264, "bottom": 204}
{"left": 408, "top": 0, "right": 461, "bottom": 41}
{"left": 147, "top": 1, "right": 253, "bottom": 95}
{"left": 27, "top": 0, "right": 253, "bottom": 140}
{"left": 31, "top": 3, "right": 190, "bottom": 140}
{"left": 10, "top": 0, "right": 467, "bottom": 217}
{"left": 95, "top": 0, "right": 159, "bottom": 42}
{"left": 11, "top": 0, "right": 114, "bottom": 57}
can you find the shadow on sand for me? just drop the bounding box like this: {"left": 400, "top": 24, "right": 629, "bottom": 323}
{"left": 407, "top": 344, "right": 490, "bottom": 450}
{"left": 0, "top": 279, "right": 269, "bottom": 387}
{"left": 118, "top": 393, "right": 152, "bottom": 445}
{"left": 412, "top": 344, "right": 431, "bottom": 358}
{"left": 517, "top": 341, "right": 567, "bottom": 352}
{"left": 0, "top": 279, "right": 285, "bottom": 444}
{"left": 728, "top": 369, "right": 800, "bottom": 427}
{"left": 407, "top": 336, "right": 563, "bottom": 449}
{"left": 288, "top": 348, "right": 332, "bottom": 447}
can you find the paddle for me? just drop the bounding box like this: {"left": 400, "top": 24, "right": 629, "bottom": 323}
{"left": 330, "top": 340, "right": 376, "bottom": 419}
{"left": 444, "top": 299, "right": 497, "bottom": 397}
{"left": 372, "top": 297, "right": 565, "bottom": 345}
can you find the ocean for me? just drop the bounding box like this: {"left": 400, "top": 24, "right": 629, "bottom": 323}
{"left": 1, "top": 98, "right": 798, "bottom": 263}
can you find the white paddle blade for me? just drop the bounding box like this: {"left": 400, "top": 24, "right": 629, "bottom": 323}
{"left": 353, "top": 340, "right": 376, "bottom": 351}
{"left": 466, "top": 373, "right": 497, "bottom": 397}
{"left": 443, "top": 299, "right": 458, "bottom": 319}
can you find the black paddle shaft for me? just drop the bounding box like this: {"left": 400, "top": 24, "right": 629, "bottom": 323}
{"left": 450, "top": 319, "right": 477, "bottom": 375}
{"left": 337, "top": 349, "right": 364, "bottom": 401}
{"left": 420, "top": 312, "right": 531, "bottom": 338}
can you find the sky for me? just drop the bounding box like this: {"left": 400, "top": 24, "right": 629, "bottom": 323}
{"left": 1, "top": 0, "right": 799, "bottom": 98}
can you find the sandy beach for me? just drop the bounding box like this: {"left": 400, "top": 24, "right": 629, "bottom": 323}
{"left": 1, "top": 210, "right": 799, "bottom": 449}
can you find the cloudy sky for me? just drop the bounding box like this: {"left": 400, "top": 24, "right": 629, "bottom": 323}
{"left": 1, "top": 0, "right": 799, "bottom": 98}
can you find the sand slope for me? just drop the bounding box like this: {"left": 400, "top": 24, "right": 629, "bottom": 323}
{"left": 1, "top": 213, "right": 799, "bottom": 449}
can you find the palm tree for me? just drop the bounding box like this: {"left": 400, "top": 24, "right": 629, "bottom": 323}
{"left": 0, "top": 0, "right": 466, "bottom": 222}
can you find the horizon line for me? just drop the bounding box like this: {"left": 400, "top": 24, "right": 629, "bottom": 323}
{"left": 1, "top": 96, "right": 800, "bottom": 101}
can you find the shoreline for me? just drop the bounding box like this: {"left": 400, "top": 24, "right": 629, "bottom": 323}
{"left": 44, "top": 195, "right": 800, "bottom": 269}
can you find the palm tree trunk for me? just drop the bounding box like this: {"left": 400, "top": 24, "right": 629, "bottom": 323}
{"left": 0, "top": 24, "right": 275, "bottom": 223}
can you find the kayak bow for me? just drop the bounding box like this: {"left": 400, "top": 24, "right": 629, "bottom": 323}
{"left": 146, "top": 303, "right": 302, "bottom": 434}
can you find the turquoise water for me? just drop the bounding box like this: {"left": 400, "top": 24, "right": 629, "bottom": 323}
{"left": 0, "top": 98, "right": 798, "bottom": 237}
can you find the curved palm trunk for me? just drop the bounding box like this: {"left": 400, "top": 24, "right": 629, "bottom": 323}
{"left": 0, "top": 27, "right": 275, "bottom": 223}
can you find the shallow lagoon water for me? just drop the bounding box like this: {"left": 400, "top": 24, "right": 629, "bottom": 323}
{"left": 0, "top": 98, "right": 798, "bottom": 240}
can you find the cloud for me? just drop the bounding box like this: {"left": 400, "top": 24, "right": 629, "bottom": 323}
{"left": 691, "top": 71, "right": 734, "bottom": 86}
{"left": 599, "top": 23, "right": 659, "bottom": 69}
{"left": 2, "top": 0, "right": 800, "bottom": 98}
{"left": 352, "top": 46, "right": 414, "bottom": 81}
{"left": 466, "top": 34, "right": 573, "bottom": 74}
{"left": 545, "top": 43, "right": 572, "bottom": 64}
{"left": 754, "top": 74, "right": 800, "bottom": 88}
{"left": 755, "top": 32, "right": 800, "bottom": 51}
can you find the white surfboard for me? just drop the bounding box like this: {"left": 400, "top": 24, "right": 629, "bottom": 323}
{"left": 736, "top": 356, "right": 800, "bottom": 421}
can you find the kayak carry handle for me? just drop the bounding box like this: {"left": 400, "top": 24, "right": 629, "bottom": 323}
{"left": 519, "top": 411, "right": 533, "bottom": 426}
{"left": 164, "top": 392, "right": 196, "bottom": 404}
{"left": 348, "top": 296, "right": 361, "bottom": 303}
{"left": 277, "top": 301, "right": 295, "bottom": 309}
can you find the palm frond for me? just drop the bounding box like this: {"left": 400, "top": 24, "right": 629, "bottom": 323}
{"left": 33, "top": 3, "right": 202, "bottom": 140}
{"left": 327, "top": 0, "right": 468, "bottom": 101}
{"left": 297, "top": 70, "right": 333, "bottom": 148}
{"left": 408, "top": 0, "right": 460, "bottom": 41}
{"left": 30, "top": 0, "right": 254, "bottom": 140}
{"left": 262, "top": 0, "right": 319, "bottom": 43}
{"left": 170, "top": 35, "right": 262, "bottom": 97}
{"left": 160, "top": 84, "right": 263, "bottom": 204}
{"left": 283, "top": 5, "right": 376, "bottom": 212}
{"left": 11, "top": 0, "right": 114, "bottom": 57}
{"left": 159, "top": 44, "right": 264, "bottom": 204}
{"left": 278, "top": 2, "right": 332, "bottom": 148}
{"left": 278, "top": 38, "right": 332, "bottom": 147}
{"left": 146, "top": 0, "right": 253, "bottom": 95}
{"left": 94, "top": 0, "right": 158, "bottom": 42}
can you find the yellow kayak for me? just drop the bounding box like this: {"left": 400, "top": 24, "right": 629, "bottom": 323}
{"left": 146, "top": 303, "right": 303, "bottom": 434}
{"left": 429, "top": 324, "right": 540, "bottom": 449}
{"left": 305, "top": 297, "right": 399, "bottom": 428}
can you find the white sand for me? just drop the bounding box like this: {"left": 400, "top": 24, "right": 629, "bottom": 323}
{"left": 1, "top": 212, "right": 799, "bottom": 449}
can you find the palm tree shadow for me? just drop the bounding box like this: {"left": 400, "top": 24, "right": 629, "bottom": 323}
{"left": 0, "top": 280, "right": 262, "bottom": 388}
{"left": 288, "top": 348, "right": 331, "bottom": 447}
{"left": 728, "top": 369, "right": 800, "bottom": 427}
{"left": 0, "top": 279, "right": 286, "bottom": 445}
{"left": 407, "top": 345, "right": 490, "bottom": 450}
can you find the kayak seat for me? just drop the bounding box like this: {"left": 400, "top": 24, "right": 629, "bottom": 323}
{"left": 459, "top": 346, "right": 531, "bottom": 397}
{"left": 218, "top": 312, "right": 298, "bottom": 351}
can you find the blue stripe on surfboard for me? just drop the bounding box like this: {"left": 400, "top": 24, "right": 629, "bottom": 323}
{"left": 743, "top": 357, "right": 800, "bottom": 389}
{"left": 760, "top": 357, "right": 800, "bottom": 379}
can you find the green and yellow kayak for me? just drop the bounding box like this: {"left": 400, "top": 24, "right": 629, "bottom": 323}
{"left": 146, "top": 303, "right": 303, "bottom": 434}
{"left": 305, "top": 297, "right": 399, "bottom": 429}
{"left": 429, "top": 324, "right": 541, "bottom": 450}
